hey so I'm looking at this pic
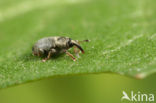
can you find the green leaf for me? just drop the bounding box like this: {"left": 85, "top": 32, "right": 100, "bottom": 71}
{"left": 0, "top": 0, "right": 156, "bottom": 88}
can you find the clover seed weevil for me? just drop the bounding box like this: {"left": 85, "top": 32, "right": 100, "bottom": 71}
{"left": 32, "top": 36, "right": 89, "bottom": 62}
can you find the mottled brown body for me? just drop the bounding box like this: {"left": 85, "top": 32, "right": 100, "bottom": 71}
{"left": 32, "top": 36, "right": 88, "bottom": 62}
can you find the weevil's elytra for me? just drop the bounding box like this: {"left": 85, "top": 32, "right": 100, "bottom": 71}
{"left": 32, "top": 36, "right": 89, "bottom": 62}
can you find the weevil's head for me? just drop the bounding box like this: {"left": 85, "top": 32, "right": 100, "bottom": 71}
{"left": 32, "top": 45, "right": 44, "bottom": 56}
{"left": 67, "top": 38, "right": 84, "bottom": 53}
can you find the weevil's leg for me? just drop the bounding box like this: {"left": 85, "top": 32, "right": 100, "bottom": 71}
{"left": 73, "top": 40, "right": 89, "bottom": 56}
{"left": 64, "top": 50, "right": 76, "bottom": 61}
{"left": 42, "top": 49, "right": 56, "bottom": 62}
{"left": 42, "top": 51, "right": 52, "bottom": 62}
{"left": 73, "top": 40, "right": 80, "bottom": 57}
{"left": 78, "top": 39, "right": 90, "bottom": 43}
{"left": 74, "top": 46, "right": 80, "bottom": 58}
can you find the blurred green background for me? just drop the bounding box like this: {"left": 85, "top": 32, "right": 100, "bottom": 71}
{"left": 0, "top": 73, "right": 156, "bottom": 103}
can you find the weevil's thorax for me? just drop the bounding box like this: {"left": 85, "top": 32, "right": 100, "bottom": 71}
{"left": 55, "top": 37, "right": 72, "bottom": 49}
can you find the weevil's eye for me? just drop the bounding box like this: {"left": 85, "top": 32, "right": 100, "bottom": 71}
{"left": 68, "top": 38, "right": 73, "bottom": 47}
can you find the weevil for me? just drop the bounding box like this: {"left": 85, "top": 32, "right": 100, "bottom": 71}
{"left": 32, "top": 36, "right": 89, "bottom": 62}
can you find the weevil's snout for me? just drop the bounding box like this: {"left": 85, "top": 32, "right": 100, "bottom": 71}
{"left": 71, "top": 40, "right": 84, "bottom": 53}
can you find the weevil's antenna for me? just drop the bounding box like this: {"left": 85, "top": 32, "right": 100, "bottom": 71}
{"left": 71, "top": 40, "right": 84, "bottom": 53}
{"left": 79, "top": 39, "right": 90, "bottom": 43}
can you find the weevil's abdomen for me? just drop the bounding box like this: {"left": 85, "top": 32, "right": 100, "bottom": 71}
{"left": 35, "top": 37, "right": 55, "bottom": 51}
{"left": 32, "top": 37, "right": 56, "bottom": 56}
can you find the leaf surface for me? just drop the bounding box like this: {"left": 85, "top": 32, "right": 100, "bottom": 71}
{"left": 0, "top": 0, "right": 156, "bottom": 88}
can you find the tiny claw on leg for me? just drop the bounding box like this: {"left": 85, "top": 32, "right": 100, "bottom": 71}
{"left": 64, "top": 50, "right": 76, "bottom": 61}
{"left": 73, "top": 58, "right": 76, "bottom": 61}
{"left": 42, "top": 59, "right": 47, "bottom": 62}
{"left": 42, "top": 50, "right": 53, "bottom": 62}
